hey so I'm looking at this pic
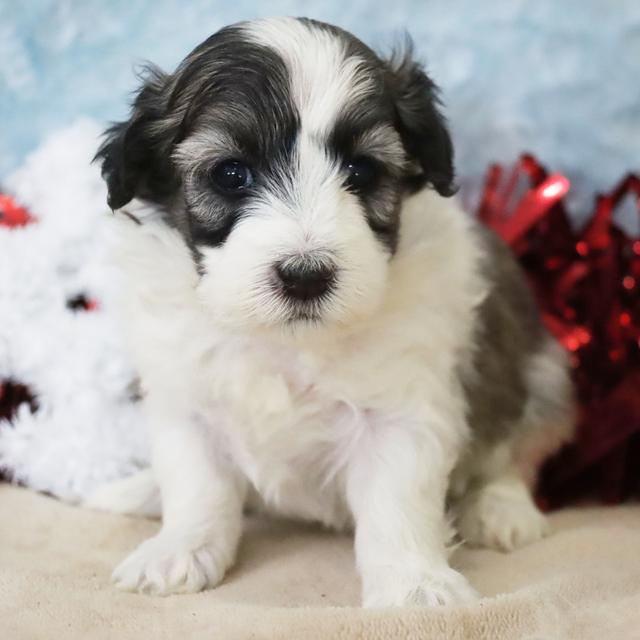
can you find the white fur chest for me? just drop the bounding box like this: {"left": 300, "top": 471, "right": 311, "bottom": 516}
{"left": 117, "top": 190, "right": 487, "bottom": 532}
{"left": 200, "top": 336, "right": 364, "bottom": 530}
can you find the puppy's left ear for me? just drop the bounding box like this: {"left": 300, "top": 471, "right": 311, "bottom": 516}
{"left": 385, "top": 42, "right": 456, "bottom": 196}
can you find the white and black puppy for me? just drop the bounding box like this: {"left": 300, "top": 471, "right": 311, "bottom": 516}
{"left": 87, "top": 17, "right": 575, "bottom": 607}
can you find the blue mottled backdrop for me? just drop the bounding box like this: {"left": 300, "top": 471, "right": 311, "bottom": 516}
{"left": 1, "top": 0, "right": 639, "bottom": 213}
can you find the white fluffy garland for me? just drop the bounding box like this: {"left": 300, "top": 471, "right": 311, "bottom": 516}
{"left": 0, "top": 120, "right": 149, "bottom": 501}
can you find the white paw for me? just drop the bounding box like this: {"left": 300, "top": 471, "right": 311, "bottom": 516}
{"left": 457, "top": 484, "right": 550, "bottom": 552}
{"left": 363, "top": 566, "right": 478, "bottom": 608}
{"left": 113, "top": 533, "right": 229, "bottom": 595}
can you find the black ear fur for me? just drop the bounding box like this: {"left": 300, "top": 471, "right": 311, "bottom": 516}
{"left": 386, "top": 41, "right": 456, "bottom": 197}
{"left": 94, "top": 65, "right": 178, "bottom": 210}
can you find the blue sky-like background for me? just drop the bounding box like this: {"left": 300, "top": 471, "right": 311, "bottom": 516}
{"left": 1, "top": 0, "right": 639, "bottom": 214}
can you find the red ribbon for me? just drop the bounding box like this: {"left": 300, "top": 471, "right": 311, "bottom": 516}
{"left": 478, "top": 156, "right": 640, "bottom": 506}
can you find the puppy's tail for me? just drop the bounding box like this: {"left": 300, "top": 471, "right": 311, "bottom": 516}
{"left": 83, "top": 469, "right": 161, "bottom": 518}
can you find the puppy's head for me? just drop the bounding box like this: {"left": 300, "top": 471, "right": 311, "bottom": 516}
{"left": 97, "top": 17, "right": 454, "bottom": 331}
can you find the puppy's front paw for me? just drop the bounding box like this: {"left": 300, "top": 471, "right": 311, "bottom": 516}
{"left": 113, "top": 533, "right": 229, "bottom": 595}
{"left": 363, "top": 566, "right": 478, "bottom": 608}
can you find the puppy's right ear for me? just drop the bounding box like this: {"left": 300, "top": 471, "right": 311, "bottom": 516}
{"left": 94, "top": 66, "right": 178, "bottom": 210}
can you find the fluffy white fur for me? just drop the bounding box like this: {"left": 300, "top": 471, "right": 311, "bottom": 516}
{"left": 89, "top": 185, "right": 485, "bottom": 605}
{"left": 244, "top": 18, "right": 375, "bottom": 135}
{"left": 0, "top": 121, "right": 148, "bottom": 500}
{"left": 85, "top": 18, "right": 572, "bottom": 608}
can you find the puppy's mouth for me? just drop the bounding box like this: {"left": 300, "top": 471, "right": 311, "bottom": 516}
{"left": 275, "top": 293, "right": 332, "bottom": 325}
{"left": 284, "top": 307, "right": 324, "bottom": 324}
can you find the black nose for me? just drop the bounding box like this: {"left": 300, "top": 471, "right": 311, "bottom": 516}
{"left": 275, "top": 261, "right": 336, "bottom": 301}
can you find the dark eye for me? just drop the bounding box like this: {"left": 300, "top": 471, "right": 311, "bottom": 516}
{"left": 209, "top": 160, "right": 253, "bottom": 193}
{"left": 343, "top": 157, "right": 378, "bottom": 193}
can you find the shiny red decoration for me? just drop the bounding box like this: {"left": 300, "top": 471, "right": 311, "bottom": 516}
{"left": 0, "top": 193, "right": 35, "bottom": 227}
{"left": 478, "top": 155, "right": 640, "bottom": 507}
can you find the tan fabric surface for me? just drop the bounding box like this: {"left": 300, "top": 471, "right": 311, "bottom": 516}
{"left": 1, "top": 485, "right": 640, "bottom": 640}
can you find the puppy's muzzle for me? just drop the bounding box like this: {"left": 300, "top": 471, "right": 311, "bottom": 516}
{"left": 275, "top": 258, "right": 336, "bottom": 302}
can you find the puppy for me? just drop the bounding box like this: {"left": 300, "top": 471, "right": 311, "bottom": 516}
{"left": 88, "top": 17, "right": 575, "bottom": 607}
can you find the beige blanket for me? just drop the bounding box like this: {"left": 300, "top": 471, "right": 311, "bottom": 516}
{"left": 1, "top": 485, "right": 639, "bottom": 639}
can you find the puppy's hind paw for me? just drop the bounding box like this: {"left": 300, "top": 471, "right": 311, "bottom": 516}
{"left": 457, "top": 482, "right": 550, "bottom": 552}
{"left": 113, "top": 533, "right": 228, "bottom": 596}
{"left": 84, "top": 470, "right": 160, "bottom": 518}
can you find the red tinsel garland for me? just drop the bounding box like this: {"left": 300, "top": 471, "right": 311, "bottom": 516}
{"left": 478, "top": 155, "right": 640, "bottom": 507}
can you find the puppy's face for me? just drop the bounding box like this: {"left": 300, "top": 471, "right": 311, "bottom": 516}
{"left": 97, "top": 18, "right": 454, "bottom": 331}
